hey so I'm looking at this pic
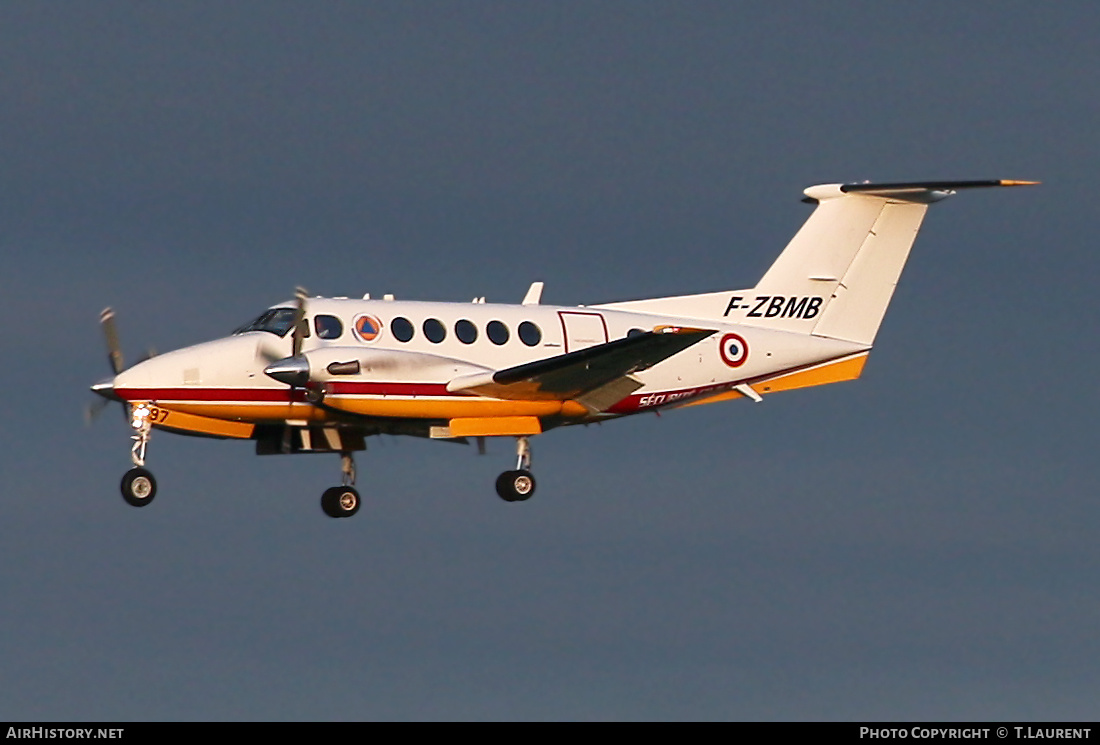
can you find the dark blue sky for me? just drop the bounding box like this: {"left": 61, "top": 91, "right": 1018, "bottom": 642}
{"left": 2, "top": 2, "right": 1096, "bottom": 720}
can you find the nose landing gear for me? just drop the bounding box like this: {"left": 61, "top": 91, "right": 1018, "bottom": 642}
{"left": 121, "top": 467, "right": 157, "bottom": 507}
{"left": 496, "top": 436, "right": 536, "bottom": 502}
{"left": 321, "top": 451, "right": 361, "bottom": 518}
{"left": 120, "top": 403, "right": 157, "bottom": 507}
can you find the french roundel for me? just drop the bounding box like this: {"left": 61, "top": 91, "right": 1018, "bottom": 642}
{"left": 719, "top": 333, "right": 749, "bottom": 367}
{"left": 353, "top": 314, "right": 384, "bottom": 342}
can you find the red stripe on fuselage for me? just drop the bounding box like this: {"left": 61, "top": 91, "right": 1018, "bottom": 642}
{"left": 114, "top": 382, "right": 457, "bottom": 403}
{"left": 115, "top": 381, "right": 736, "bottom": 413}
{"left": 324, "top": 382, "right": 453, "bottom": 396}
{"left": 115, "top": 387, "right": 307, "bottom": 403}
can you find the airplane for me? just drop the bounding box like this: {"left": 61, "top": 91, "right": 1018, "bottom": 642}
{"left": 90, "top": 179, "right": 1036, "bottom": 517}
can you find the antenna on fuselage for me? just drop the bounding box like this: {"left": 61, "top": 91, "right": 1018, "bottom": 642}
{"left": 522, "top": 282, "right": 544, "bottom": 305}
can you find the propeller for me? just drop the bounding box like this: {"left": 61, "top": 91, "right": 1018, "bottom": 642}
{"left": 291, "top": 286, "right": 308, "bottom": 358}
{"left": 84, "top": 389, "right": 116, "bottom": 425}
{"left": 254, "top": 286, "right": 310, "bottom": 365}
{"left": 86, "top": 307, "right": 155, "bottom": 425}
{"left": 101, "top": 307, "right": 124, "bottom": 375}
{"left": 263, "top": 287, "right": 320, "bottom": 398}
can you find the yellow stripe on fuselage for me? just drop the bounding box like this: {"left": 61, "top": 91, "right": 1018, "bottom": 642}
{"left": 155, "top": 401, "right": 329, "bottom": 423}
{"left": 755, "top": 352, "right": 868, "bottom": 394}
{"left": 678, "top": 352, "right": 869, "bottom": 409}
{"left": 147, "top": 396, "right": 591, "bottom": 424}
{"left": 323, "top": 396, "right": 589, "bottom": 420}
{"left": 141, "top": 404, "right": 257, "bottom": 438}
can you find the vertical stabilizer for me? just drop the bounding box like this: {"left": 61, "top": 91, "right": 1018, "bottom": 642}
{"left": 734, "top": 181, "right": 1037, "bottom": 344}
{"left": 593, "top": 180, "right": 1037, "bottom": 340}
{"left": 742, "top": 184, "right": 930, "bottom": 342}
{"left": 808, "top": 199, "right": 926, "bottom": 344}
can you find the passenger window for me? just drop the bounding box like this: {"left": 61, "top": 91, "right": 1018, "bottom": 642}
{"left": 455, "top": 319, "right": 478, "bottom": 344}
{"left": 487, "top": 320, "right": 509, "bottom": 345}
{"left": 518, "top": 321, "right": 541, "bottom": 347}
{"left": 423, "top": 318, "right": 446, "bottom": 343}
{"left": 391, "top": 317, "right": 414, "bottom": 342}
{"left": 314, "top": 314, "right": 344, "bottom": 340}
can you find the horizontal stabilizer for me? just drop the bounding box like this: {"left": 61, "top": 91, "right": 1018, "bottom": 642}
{"left": 839, "top": 179, "right": 1039, "bottom": 193}
{"left": 802, "top": 179, "right": 1039, "bottom": 204}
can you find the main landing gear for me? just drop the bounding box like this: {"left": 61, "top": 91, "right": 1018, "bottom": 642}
{"left": 120, "top": 403, "right": 157, "bottom": 507}
{"left": 496, "top": 436, "right": 536, "bottom": 502}
{"left": 114, "top": 413, "right": 532, "bottom": 513}
{"left": 320, "top": 451, "right": 361, "bottom": 518}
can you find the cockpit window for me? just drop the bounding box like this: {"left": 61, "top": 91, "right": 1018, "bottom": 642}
{"left": 314, "top": 314, "right": 343, "bottom": 340}
{"left": 233, "top": 308, "right": 298, "bottom": 337}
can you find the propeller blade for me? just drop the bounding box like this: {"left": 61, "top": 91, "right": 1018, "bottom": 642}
{"left": 134, "top": 346, "right": 158, "bottom": 365}
{"left": 89, "top": 306, "right": 137, "bottom": 426}
{"left": 85, "top": 385, "right": 131, "bottom": 426}
{"left": 254, "top": 346, "right": 283, "bottom": 364}
{"left": 291, "top": 286, "right": 308, "bottom": 358}
{"left": 84, "top": 397, "right": 110, "bottom": 426}
{"left": 100, "top": 307, "right": 124, "bottom": 374}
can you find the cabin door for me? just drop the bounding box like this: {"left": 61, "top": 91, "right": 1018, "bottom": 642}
{"left": 558, "top": 311, "right": 608, "bottom": 353}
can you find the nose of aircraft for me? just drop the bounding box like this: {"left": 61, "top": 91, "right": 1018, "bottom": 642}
{"left": 106, "top": 334, "right": 274, "bottom": 397}
{"left": 90, "top": 376, "right": 120, "bottom": 401}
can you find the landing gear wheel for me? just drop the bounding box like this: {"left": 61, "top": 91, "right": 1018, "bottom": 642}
{"left": 321, "top": 486, "right": 361, "bottom": 518}
{"left": 496, "top": 470, "right": 536, "bottom": 502}
{"left": 120, "top": 467, "right": 157, "bottom": 507}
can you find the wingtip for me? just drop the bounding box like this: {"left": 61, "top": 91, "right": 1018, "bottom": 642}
{"left": 998, "top": 179, "right": 1041, "bottom": 187}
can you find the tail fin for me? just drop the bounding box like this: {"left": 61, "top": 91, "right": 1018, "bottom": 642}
{"left": 597, "top": 180, "right": 1037, "bottom": 345}
{"left": 744, "top": 182, "right": 932, "bottom": 344}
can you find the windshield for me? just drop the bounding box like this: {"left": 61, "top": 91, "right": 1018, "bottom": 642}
{"left": 233, "top": 308, "right": 298, "bottom": 337}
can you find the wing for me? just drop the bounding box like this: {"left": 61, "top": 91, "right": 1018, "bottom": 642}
{"left": 446, "top": 326, "right": 715, "bottom": 411}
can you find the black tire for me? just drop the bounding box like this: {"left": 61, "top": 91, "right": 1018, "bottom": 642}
{"left": 321, "top": 486, "right": 361, "bottom": 518}
{"left": 120, "top": 467, "right": 157, "bottom": 507}
{"left": 495, "top": 470, "right": 536, "bottom": 502}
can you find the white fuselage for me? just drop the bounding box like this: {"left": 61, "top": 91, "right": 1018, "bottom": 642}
{"left": 112, "top": 296, "right": 868, "bottom": 430}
